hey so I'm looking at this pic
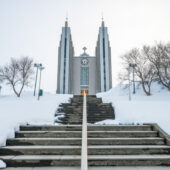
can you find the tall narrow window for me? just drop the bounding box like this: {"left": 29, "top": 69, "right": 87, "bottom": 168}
{"left": 81, "top": 67, "right": 89, "bottom": 85}
{"left": 103, "top": 38, "right": 106, "bottom": 91}
{"left": 63, "top": 37, "right": 67, "bottom": 93}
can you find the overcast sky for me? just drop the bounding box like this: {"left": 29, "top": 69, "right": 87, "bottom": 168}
{"left": 0, "top": 0, "right": 170, "bottom": 93}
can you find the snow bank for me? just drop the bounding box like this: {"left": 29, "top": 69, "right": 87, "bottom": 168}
{"left": 97, "top": 83, "right": 170, "bottom": 135}
{"left": 95, "top": 119, "right": 120, "bottom": 125}
{"left": 0, "top": 160, "right": 6, "bottom": 169}
{"left": 0, "top": 92, "right": 72, "bottom": 147}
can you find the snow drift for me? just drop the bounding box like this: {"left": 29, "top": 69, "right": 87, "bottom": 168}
{"left": 0, "top": 92, "right": 72, "bottom": 147}
{"left": 97, "top": 82, "right": 170, "bottom": 135}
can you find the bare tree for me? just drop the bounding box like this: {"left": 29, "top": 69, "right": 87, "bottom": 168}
{"left": 121, "top": 48, "right": 156, "bottom": 96}
{"left": 0, "top": 57, "right": 34, "bottom": 97}
{"left": 146, "top": 43, "right": 170, "bottom": 90}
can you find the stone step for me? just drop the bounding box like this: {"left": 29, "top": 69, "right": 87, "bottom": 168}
{"left": 1, "top": 145, "right": 170, "bottom": 156}
{"left": 19, "top": 125, "right": 152, "bottom": 131}
{"left": 88, "top": 108, "right": 113, "bottom": 110}
{"left": 0, "top": 155, "right": 81, "bottom": 167}
{"left": 89, "top": 126, "right": 152, "bottom": 131}
{"left": 7, "top": 137, "right": 165, "bottom": 146}
{"left": 87, "top": 116, "right": 115, "bottom": 119}
{"left": 7, "top": 137, "right": 164, "bottom": 146}
{"left": 87, "top": 111, "right": 114, "bottom": 113}
{"left": 58, "top": 115, "right": 114, "bottom": 118}
{"left": 88, "top": 117, "right": 114, "bottom": 119}
{"left": 88, "top": 145, "right": 170, "bottom": 155}
{"left": 88, "top": 137, "right": 165, "bottom": 145}
{"left": 20, "top": 125, "right": 82, "bottom": 131}
{"left": 87, "top": 106, "right": 113, "bottom": 108}
{"left": 56, "top": 95, "right": 115, "bottom": 124}
{"left": 88, "top": 131, "right": 158, "bottom": 138}
{"left": 60, "top": 118, "right": 114, "bottom": 123}
{"left": 87, "top": 114, "right": 114, "bottom": 116}
{"left": 56, "top": 121, "right": 82, "bottom": 125}
{"left": 87, "top": 108, "right": 113, "bottom": 110}
{"left": 15, "top": 131, "right": 82, "bottom": 138}
{"left": 7, "top": 138, "right": 82, "bottom": 146}
{"left": 88, "top": 125, "right": 152, "bottom": 131}
{"left": 88, "top": 155, "right": 170, "bottom": 166}
{"left": 1, "top": 155, "right": 170, "bottom": 167}
{"left": 57, "top": 110, "right": 82, "bottom": 113}
{"left": 0, "top": 146, "right": 81, "bottom": 155}
{"left": 15, "top": 131, "right": 158, "bottom": 138}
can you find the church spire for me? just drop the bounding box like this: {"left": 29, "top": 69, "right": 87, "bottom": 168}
{"left": 101, "top": 12, "right": 105, "bottom": 27}
{"left": 65, "top": 17, "right": 68, "bottom": 27}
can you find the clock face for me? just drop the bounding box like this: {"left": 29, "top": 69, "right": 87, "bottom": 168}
{"left": 81, "top": 59, "right": 88, "bottom": 65}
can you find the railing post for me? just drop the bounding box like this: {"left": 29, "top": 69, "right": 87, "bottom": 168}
{"left": 81, "top": 92, "right": 88, "bottom": 170}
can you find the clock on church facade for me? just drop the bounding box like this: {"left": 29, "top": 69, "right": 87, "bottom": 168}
{"left": 81, "top": 59, "right": 88, "bottom": 65}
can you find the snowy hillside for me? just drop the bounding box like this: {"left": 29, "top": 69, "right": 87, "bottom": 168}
{"left": 97, "top": 82, "right": 170, "bottom": 135}
{"left": 0, "top": 93, "right": 72, "bottom": 147}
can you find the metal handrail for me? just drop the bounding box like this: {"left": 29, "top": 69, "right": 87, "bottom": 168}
{"left": 81, "top": 93, "right": 88, "bottom": 170}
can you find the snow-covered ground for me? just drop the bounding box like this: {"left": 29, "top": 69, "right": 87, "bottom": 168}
{"left": 0, "top": 160, "right": 6, "bottom": 169}
{"left": 97, "top": 82, "right": 170, "bottom": 135}
{"left": 0, "top": 82, "right": 170, "bottom": 168}
{"left": 0, "top": 92, "right": 72, "bottom": 147}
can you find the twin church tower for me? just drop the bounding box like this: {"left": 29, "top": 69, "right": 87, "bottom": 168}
{"left": 57, "top": 19, "right": 112, "bottom": 95}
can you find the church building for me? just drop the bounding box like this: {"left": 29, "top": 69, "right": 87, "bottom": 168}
{"left": 57, "top": 19, "right": 112, "bottom": 95}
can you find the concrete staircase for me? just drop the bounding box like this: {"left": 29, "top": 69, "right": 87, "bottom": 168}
{"left": 1, "top": 125, "right": 170, "bottom": 167}
{"left": 55, "top": 95, "right": 115, "bottom": 124}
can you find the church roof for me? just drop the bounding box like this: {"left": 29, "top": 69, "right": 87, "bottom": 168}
{"left": 74, "top": 53, "right": 95, "bottom": 58}
{"left": 80, "top": 52, "right": 90, "bottom": 57}
{"left": 76, "top": 46, "right": 95, "bottom": 58}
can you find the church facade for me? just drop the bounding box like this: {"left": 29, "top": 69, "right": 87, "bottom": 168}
{"left": 57, "top": 20, "right": 112, "bottom": 95}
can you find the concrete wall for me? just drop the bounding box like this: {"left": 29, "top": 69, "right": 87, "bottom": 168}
{"left": 72, "top": 57, "right": 81, "bottom": 95}
{"left": 95, "top": 35, "right": 101, "bottom": 93}
{"left": 88, "top": 57, "right": 96, "bottom": 95}
{"left": 72, "top": 55, "right": 96, "bottom": 95}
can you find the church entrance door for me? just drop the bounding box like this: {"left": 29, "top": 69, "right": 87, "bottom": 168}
{"left": 81, "top": 90, "right": 88, "bottom": 96}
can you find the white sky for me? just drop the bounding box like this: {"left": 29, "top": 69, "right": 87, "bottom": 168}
{"left": 0, "top": 0, "right": 170, "bottom": 93}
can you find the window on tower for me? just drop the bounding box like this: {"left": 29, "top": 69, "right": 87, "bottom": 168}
{"left": 81, "top": 67, "right": 89, "bottom": 86}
